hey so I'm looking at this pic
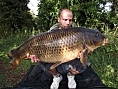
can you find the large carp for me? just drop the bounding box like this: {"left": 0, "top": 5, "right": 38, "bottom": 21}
{"left": 8, "top": 27, "right": 108, "bottom": 70}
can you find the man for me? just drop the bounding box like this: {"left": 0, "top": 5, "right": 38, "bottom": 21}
{"left": 27, "top": 8, "right": 106, "bottom": 89}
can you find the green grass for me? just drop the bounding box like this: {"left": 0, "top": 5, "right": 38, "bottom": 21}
{"left": 0, "top": 30, "right": 118, "bottom": 88}
{"left": 0, "top": 31, "right": 37, "bottom": 88}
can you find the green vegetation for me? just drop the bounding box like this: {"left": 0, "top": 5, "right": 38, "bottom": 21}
{"left": 89, "top": 30, "right": 118, "bottom": 88}
{"left": 0, "top": 30, "right": 37, "bottom": 88}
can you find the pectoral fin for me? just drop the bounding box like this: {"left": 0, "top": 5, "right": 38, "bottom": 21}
{"left": 50, "top": 61, "right": 62, "bottom": 70}
{"left": 80, "top": 48, "right": 88, "bottom": 67}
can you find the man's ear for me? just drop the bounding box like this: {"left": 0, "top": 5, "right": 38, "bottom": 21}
{"left": 58, "top": 17, "right": 60, "bottom": 22}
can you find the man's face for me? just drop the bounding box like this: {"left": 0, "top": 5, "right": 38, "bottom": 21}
{"left": 58, "top": 11, "right": 73, "bottom": 29}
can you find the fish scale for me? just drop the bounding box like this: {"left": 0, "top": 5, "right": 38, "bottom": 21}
{"left": 7, "top": 27, "right": 107, "bottom": 70}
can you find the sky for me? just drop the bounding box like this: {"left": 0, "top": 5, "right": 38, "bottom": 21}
{"left": 28, "top": 0, "right": 39, "bottom": 15}
{"left": 28, "top": 0, "right": 111, "bottom": 15}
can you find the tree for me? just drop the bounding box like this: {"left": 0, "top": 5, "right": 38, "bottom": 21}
{"left": 0, "top": 0, "right": 34, "bottom": 34}
{"left": 36, "top": 0, "right": 117, "bottom": 32}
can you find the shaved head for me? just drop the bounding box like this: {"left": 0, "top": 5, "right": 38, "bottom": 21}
{"left": 58, "top": 9, "right": 73, "bottom": 18}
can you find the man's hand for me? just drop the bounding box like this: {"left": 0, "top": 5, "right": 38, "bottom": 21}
{"left": 70, "top": 68, "right": 79, "bottom": 74}
{"left": 27, "top": 53, "right": 39, "bottom": 63}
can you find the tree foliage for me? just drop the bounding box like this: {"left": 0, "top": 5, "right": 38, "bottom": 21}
{"left": 0, "top": 0, "right": 117, "bottom": 34}
{"left": 0, "top": 0, "right": 34, "bottom": 34}
{"left": 37, "top": 0, "right": 117, "bottom": 32}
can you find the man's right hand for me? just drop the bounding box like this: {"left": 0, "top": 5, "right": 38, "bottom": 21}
{"left": 70, "top": 68, "right": 79, "bottom": 74}
{"left": 26, "top": 53, "right": 40, "bottom": 63}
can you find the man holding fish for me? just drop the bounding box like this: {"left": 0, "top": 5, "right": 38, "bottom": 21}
{"left": 27, "top": 8, "right": 107, "bottom": 89}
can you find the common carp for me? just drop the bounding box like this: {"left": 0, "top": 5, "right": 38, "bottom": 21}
{"left": 7, "top": 27, "right": 108, "bottom": 70}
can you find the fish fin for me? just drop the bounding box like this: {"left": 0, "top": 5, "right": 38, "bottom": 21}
{"left": 50, "top": 61, "right": 62, "bottom": 70}
{"left": 80, "top": 48, "right": 88, "bottom": 67}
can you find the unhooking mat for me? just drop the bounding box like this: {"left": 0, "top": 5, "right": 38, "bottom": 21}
{"left": 1, "top": 65, "right": 116, "bottom": 89}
